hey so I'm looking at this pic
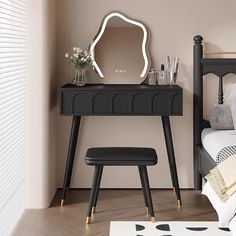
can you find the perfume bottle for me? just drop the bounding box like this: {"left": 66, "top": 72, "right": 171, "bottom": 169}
{"left": 157, "top": 64, "right": 166, "bottom": 85}
{"left": 148, "top": 68, "right": 156, "bottom": 85}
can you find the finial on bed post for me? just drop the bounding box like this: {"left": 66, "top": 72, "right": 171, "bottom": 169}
{"left": 194, "top": 35, "right": 203, "bottom": 45}
{"left": 193, "top": 35, "right": 203, "bottom": 190}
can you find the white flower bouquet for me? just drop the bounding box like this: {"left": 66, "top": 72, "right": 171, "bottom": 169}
{"left": 65, "top": 47, "right": 93, "bottom": 69}
{"left": 65, "top": 47, "right": 93, "bottom": 86}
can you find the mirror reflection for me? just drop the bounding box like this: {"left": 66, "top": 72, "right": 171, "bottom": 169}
{"left": 90, "top": 12, "right": 150, "bottom": 84}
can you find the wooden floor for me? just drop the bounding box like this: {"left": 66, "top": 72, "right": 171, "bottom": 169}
{"left": 12, "top": 189, "right": 217, "bottom": 236}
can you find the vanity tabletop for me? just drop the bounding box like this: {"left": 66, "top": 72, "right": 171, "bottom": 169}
{"left": 60, "top": 83, "right": 183, "bottom": 91}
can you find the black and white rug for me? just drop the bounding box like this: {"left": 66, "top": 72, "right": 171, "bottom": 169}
{"left": 109, "top": 221, "right": 232, "bottom": 236}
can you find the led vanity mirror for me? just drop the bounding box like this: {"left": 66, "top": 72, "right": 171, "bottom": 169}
{"left": 90, "top": 12, "right": 151, "bottom": 84}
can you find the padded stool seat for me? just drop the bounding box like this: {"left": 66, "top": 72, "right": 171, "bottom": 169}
{"left": 86, "top": 147, "right": 157, "bottom": 166}
{"left": 85, "top": 147, "right": 157, "bottom": 224}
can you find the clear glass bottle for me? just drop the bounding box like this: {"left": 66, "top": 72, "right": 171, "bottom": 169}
{"left": 148, "top": 68, "right": 156, "bottom": 85}
{"left": 157, "top": 64, "right": 166, "bottom": 85}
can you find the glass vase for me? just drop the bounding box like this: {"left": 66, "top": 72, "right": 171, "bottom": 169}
{"left": 73, "top": 67, "right": 86, "bottom": 86}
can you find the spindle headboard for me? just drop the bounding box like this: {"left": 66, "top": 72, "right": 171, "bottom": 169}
{"left": 193, "top": 35, "right": 236, "bottom": 189}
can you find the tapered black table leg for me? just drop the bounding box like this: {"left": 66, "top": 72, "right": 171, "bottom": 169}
{"left": 138, "top": 166, "right": 149, "bottom": 213}
{"left": 161, "top": 116, "right": 182, "bottom": 206}
{"left": 92, "top": 166, "right": 103, "bottom": 213}
{"left": 161, "top": 116, "right": 176, "bottom": 190}
{"left": 61, "top": 115, "right": 81, "bottom": 206}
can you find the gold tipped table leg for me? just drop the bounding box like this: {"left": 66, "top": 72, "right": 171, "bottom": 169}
{"left": 60, "top": 199, "right": 64, "bottom": 207}
{"left": 151, "top": 217, "right": 156, "bottom": 223}
{"left": 173, "top": 187, "right": 176, "bottom": 196}
{"left": 91, "top": 207, "right": 96, "bottom": 214}
{"left": 177, "top": 200, "right": 181, "bottom": 208}
{"left": 86, "top": 217, "right": 91, "bottom": 224}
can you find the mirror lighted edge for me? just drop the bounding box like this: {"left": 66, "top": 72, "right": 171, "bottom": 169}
{"left": 89, "top": 12, "right": 150, "bottom": 79}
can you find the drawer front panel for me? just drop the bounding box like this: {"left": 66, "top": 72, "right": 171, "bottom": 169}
{"left": 60, "top": 89, "right": 183, "bottom": 116}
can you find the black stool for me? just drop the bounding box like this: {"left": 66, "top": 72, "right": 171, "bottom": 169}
{"left": 85, "top": 147, "right": 157, "bottom": 224}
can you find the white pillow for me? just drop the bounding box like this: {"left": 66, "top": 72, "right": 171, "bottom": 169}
{"left": 229, "top": 215, "right": 236, "bottom": 236}
{"left": 202, "top": 181, "right": 236, "bottom": 226}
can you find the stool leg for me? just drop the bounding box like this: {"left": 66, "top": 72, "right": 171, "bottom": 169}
{"left": 92, "top": 166, "right": 103, "bottom": 214}
{"left": 139, "top": 166, "right": 155, "bottom": 222}
{"left": 138, "top": 166, "right": 149, "bottom": 214}
{"left": 86, "top": 166, "right": 102, "bottom": 224}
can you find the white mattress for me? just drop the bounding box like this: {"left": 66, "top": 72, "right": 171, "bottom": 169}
{"left": 201, "top": 128, "right": 236, "bottom": 161}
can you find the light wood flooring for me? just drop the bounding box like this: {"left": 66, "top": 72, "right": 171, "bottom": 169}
{"left": 12, "top": 189, "right": 217, "bottom": 236}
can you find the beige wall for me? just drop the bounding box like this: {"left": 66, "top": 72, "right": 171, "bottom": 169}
{"left": 26, "top": 0, "right": 57, "bottom": 208}
{"left": 56, "top": 0, "right": 236, "bottom": 188}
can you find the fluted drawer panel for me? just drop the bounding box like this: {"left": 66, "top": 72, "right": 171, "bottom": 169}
{"left": 60, "top": 84, "right": 183, "bottom": 116}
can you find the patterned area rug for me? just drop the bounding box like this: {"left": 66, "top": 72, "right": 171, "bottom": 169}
{"left": 109, "top": 221, "right": 232, "bottom": 236}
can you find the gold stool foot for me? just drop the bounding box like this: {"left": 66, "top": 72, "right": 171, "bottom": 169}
{"left": 151, "top": 217, "right": 156, "bottom": 223}
{"left": 86, "top": 217, "right": 91, "bottom": 224}
{"left": 177, "top": 200, "right": 181, "bottom": 208}
{"left": 92, "top": 207, "right": 96, "bottom": 214}
{"left": 145, "top": 207, "right": 149, "bottom": 214}
{"left": 60, "top": 199, "right": 64, "bottom": 207}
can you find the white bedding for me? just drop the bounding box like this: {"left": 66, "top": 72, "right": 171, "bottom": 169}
{"left": 201, "top": 85, "right": 236, "bottom": 235}
{"left": 202, "top": 181, "right": 236, "bottom": 226}
{"left": 201, "top": 128, "right": 236, "bottom": 161}
{"left": 229, "top": 215, "right": 236, "bottom": 236}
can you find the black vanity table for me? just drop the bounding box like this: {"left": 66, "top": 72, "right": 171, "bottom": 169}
{"left": 59, "top": 83, "right": 183, "bottom": 206}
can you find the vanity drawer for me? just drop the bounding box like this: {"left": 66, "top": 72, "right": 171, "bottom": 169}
{"left": 60, "top": 84, "right": 183, "bottom": 116}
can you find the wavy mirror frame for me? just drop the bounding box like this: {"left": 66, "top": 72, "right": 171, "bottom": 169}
{"left": 89, "top": 12, "right": 151, "bottom": 81}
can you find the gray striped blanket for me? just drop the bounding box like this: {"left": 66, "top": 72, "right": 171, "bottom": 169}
{"left": 216, "top": 145, "right": 236, "bottom": 164}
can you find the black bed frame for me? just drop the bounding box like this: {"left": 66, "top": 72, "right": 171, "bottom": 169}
{"left": 193, "top": 35, "right": 236, "bottom": 190}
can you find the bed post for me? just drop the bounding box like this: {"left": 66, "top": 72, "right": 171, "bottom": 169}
{"left": 193, "top": 35, "right": 203, "bottom": 190}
